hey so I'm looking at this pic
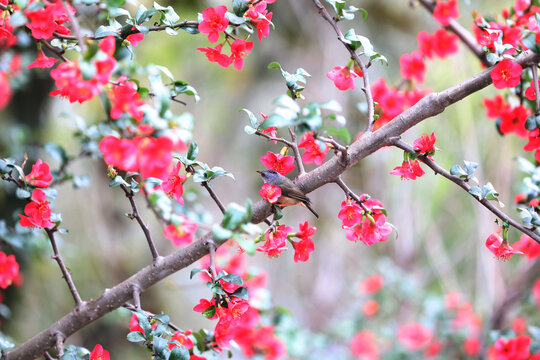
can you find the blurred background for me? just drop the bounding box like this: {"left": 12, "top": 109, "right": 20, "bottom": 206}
{"left": 0, "top": 0, "right": 539, "bottom": 359}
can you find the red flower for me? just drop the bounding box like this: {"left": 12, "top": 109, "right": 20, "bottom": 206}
{"left": 512, "top": 317, "right": 527, "bottom": 335}
{"left": 169, "top": 331, "right": 194, "bottom": 350}
{"left": 245, "top": 1, "right": 273, "bottom": 42}
{"left": 432, "top": 28, "right": 459, "bottom": 58}
{"left": 417, "top": 31, "right": 434, "bottom": 58}
{"left": 400, "top": 52, "right": 426, "bottom": 83}
{"left": 346, "top": 212, "right": 392, "bottom": 246}
{"left": 488, "top": 335, "right": 531, "bottom": 360}
{"left": 108, "top": 78, "right": 146, "bottom": 122}
{"left": 26, "top": 0, "right": 75, "bottom": 40}
{"left": 360, "top": 274, "right": 383, "bottom": 294}
{"left": 485, "top": 231, "right": 523, "bottom": 260}
{"left": 338, "top": 198, "right": 363, "bottom": 228}
{"left": 18, "top": 189, "right": 55, "bottom": 228}
{"left": 292, "top": 221, "right": 316, "bottom": 262}
{"left": 89, "top": 344, "right": 110, "bottom": 360}
{"left": 163, "top": 215, "right": 198, "bottom": 246}
{"left": 25, "top": 159, "right": 53, "bottom": 188}
{"left": 161, "top": 162, "right": 187, "bottom": 205}
{"left": 0, "top": 11, "right": 14, "bottom": 40}
{"left": 350, "top": 330, "right": 379, "bottom": 360}
{"left": 27, "top": 50, "right": 58, "bottom": 69}
{"left": 397, "top": 323, "right": 433, "bottom": 351}
{"left": 390, "top": 160, "right": 425, "bottom": 180}
{"left": 99, "top": 136, "right": 138, "bottom": 172}
{"left": 327, "top": 66, "right": 358, "bottom": 91}
{"left": 230, "top": 39, "right": 253, "bottom": 70}
{"left": 362, "top": 299, "right": 379, "bottom": 317}
{"left": 257, "top": 224, "right": 292, "bottom": 258}
{"left": 525, "top": 80, "right": 540, "bottom": 100}
{"left": 433, "top": 0, "right": 459, "bottom": 26}
{"left": 491, "top": 59, "right": 523, "bottom": 89}
{"left": 298, "top": 132, "right": 328, "bottom": 165}
{"left": 129, "top": 313, "right": 144, "bottom": 333}
{"left": 483, "top": 94, "right": 508, "bottom": 119}
{"left": 259, "top": 183, "right": 281, "bottom": 204}
{"left": 193, "top": 298, "right": 217, "bottom": 319}
{"left": 500, "top": 104, "right": 529, "bottom": 138}
{"left": 260, "top": 151, "right": 295, "bottom": 175}
{"left": 512, "top": 235, "right": 540, "bottom": 260}
{"left": 463, "top": 336, "right": 481, "bottom": 357}
{"left": 0, "top": 252, "right": 19, "bottom": 289}
{"left": 49, "top": 61, "right": 100, "bottom": 103}
{"left": 126, "top": 28, "right": 144, "bottom": 46}
{"left": 197, "top": 44, "right": 233, "bottom": 68}
{"left": 136, "top": 136, "right": 173, "bottom": 180}
{"left": 198, "top": 6, "right": 229, "bottom": 43}
{"left": 413, "top": 133, "right": 436, "bottom": 155}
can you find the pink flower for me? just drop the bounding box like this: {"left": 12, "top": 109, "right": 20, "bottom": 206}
{"left": 197, "top": 44, "right": 233, "bottom": 68}
{"left": 198, "top": 6, "right": 229, "bottom": 43}
{"left": 89, "top": 344, "right": 110, "bottom": 360}
{"left": 161, "top": 162, "right": 187, "bottom": 205}
{"left": 512, "top": 235, "right": 540, "bottom": 260}
{"left": 488, "top": 335, "right": 531, "bottom": 360}
{"left": 433, "top": 0, "right": 459, "bottom": 26}
{"left": 108, "top": 79, "right": 146, "bottom": 122}
{"left": 163, "top": 215, "right": 198, "bottom": 246}
{"left": 327, "top": 66, "right": 358, "bottom": 91}
{"left": 413, "top": 133, "right": 436, "bottom": 155}
{"left": 260, "top": 151, "right": 295, "bottom": 175}
{"left": 345, "top": 213, "right": 392, "bottom": 246}
{"left": 259, "top": 183, "right": 281, "bottom": 204}
{"left": 18, "top": 189, "right": 55, "bottom": 228}
{"left": 432, "top": 28, "right": 459, "bottom": 58}
{"left": 360, "top": 274, "right": 384, "bottom": 294}
{"left": 169, "top": 331, "right": 194, "bottom": 350}
{"left": 485, "top": 230, "right": 523, "bottom": 260}
{"left": 400, "top": 52, "right": 426, "bottom": 83}
{"left": 350, "top": 331, "right": 379, "bottom": 360}
{"left": 257, "top": 224, "right": 292, "bottom": 258}
{"left": 390, "top": 160, "right": 425, "bottom": 180}
{"left": 25, "top": 159, "right": 53, "bottom": 188}
{"left": 0, "top": 252, "right": 19, "bottom": 289}
{"left": 292, "top": 221, "right": 316, "bottom": 262}
{"left": 230, "top": 39, "right": 253, "bottom": 70}
{"left": 245, "top": 1, "right": 273, "bottom": 42}
{"left": 491, "top": 59, "right": 523, "bottom": 89}
{"left": 397, "top": 323, "right": 433, "bottom": 351}
{"left": 338, "top": 198, "right": 363, "bottom": 228}
{"left": 298, "top": 132, "right": 328, "bottom": 165}
{"left": 27, "top": 50, "right": 58, "bottom": 69}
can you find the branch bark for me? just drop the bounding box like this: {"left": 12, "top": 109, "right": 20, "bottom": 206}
{"left": 7, "top": 34, "right": 540, "bottom": 360}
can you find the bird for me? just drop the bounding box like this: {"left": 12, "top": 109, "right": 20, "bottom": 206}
{"left": 257, "top": 170, "right": 319, "bottom": 218}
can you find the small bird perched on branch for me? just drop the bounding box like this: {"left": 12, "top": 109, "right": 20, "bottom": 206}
{"left": 257, "top": 170, "right": 319, "bottom": 218}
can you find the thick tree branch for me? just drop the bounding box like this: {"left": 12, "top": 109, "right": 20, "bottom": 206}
{"left": 8, "top": 43, "right": 540, "bottom": 360}
{"left": 392, "top": 140, "right": 540, "bottom": 244}
{"left": 45, "top": 228, "right": 83, "bottom": 307}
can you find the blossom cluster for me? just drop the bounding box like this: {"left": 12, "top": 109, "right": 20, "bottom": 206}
{"left": 257, "top": 221, "right": 316, "bottom": 263}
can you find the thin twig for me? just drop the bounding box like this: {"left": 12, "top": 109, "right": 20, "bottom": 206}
{"left": 120, "top": 184, "right": 160, "bottom": 260}
{"left": 45, "top": 228, "right": 83, "bottom": 306}
{"left": 39, "top": 40, "right": 68, "bottom": 62}
{"left": 532, "top": 65, "right": 540, "bottom": 113}
{"left": 132, "top": 285, "right": 141, "bottom": 309}
{"left": 334, "top": 176, "right": 370, "bottom": 214}
{"left": 60, "top": 0, "right": 86, "bottom": 54}
{"left": 55, "top": 333, "right": 64, "bottom": 357}
{"left": 393, "top": 139, "right": 540, "bottom": 244}
{"left": 123, "top": 304, "right": 182, "bottom": 332}
{"left": 207, "top": 240, "right": 218, "bottom": 281}
{"left": 317, "top": 135, "right": 348, "bottom": 166}
{"left": 255, "top": 130, "right": 294, "bottom": 147}
{"left": 201, "top": 182, "right": 226, "bottom": 214}
{"left": 311, "top": 0, "right": 376, "bottom": 132}
{"left": 288, "top": 128, "right": 306, "bottom": 176}
{"left": 417, "top": 0, "right": 490, "bottom": 66}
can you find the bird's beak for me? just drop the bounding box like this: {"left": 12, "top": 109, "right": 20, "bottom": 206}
{"left": 256, "top": 170, "right": 263, "bottom": 174}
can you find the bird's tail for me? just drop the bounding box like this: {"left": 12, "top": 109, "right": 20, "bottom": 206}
{"left": 305, "top": 203, "right": 319, "bottom": 218}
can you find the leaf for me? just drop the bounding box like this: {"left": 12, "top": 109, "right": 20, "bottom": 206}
{"left": 153, "top": 314, "right": 170, "bottom": 325}
{"left": 212, "top": 224, "right": 233, "bottom": 241}
{"left": 109, "top": 175, "right": 128, "bottom": 187}
{"left": 232, "top": 0, "right": 249, "bottom": 16}
{"left": 320, "top": 125, "right": 351, "bottom": 144}
{"left": 169, "top": 345, "right": 190, "bottom": 360}
{"left": 0, "top": 331, "right": 14, "bottom": 350}
{"left": 468, "top": 186, "right": 482, "bottom": 200}
{"left": 178, "top": 23, "right": 199, "bottom": 34}
{"left": 221, "top": 202, "right": 248, "bottom": 230}
{"left": 45, "top": 143, "right": 69, "bottom": 164}
{"left": 153, "top": 335, "right": 168, "bottom": 355}
{"left": 231, "top": 287, "right": 249, "bottom": 300}
{"left": 240, "top": 108, "right": 260, "bottom": 128}
{"left": 127, "top": 331, "right": 146, "bottom": 343}
{"left": 220, "top": 274, "right": 243, "bottom": 286}
{"left": 202, "top": 305, "right": 216, "bottom": 318}
{"left": 187, "top": 140, "right": 198, "bottom": 160}
{"left": 135, "top": 312, "right": 152, "bottom": 335}
{"left": 95, "top": 25, "right": 121, "bottom": 38}
{"left": 190, "top": 268, "right": 210, "bottom": 279}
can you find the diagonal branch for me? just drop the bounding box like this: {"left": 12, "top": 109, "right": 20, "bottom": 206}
{"left": 392, "top": 139, "right": 540, "bottom": 244}
{"left": 8, "top": 44, "right": 540, "bottom": 360}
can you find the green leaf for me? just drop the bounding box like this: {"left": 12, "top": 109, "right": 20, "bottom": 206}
{"left": 95, "top": 25, "right": 121, "bottom": 38}
{"left": 244, "top": 125, "right": 257, "bottom": 135}
{"left": 212, "top": 224, "right": 233, "bottom": 241}
{"left": 221, "top": 202, "right": 248, "bottom": 230}
{"left": 169, "top": 345, "right": 190, "bottom": 360}
{"left": 232, "top": 0, "right": 249, "bottom": 16}
{"left": 109, "top": 176, "right": 128, "bottom": 187}
{"left": 202, "top": 305, "right": 216, "bottom": 318}
{"left": 240, "top": 108, "right": 260, "bottom": 128}
{"left": 73, "top": 175, "right": 90, "bottom": 188}
{"left": 15, "top": 188, "right": 31, "bottom": 199}
{"left": 220, "top": 274, "right": 243, "bottom": 286}
{"left": 190, "top": 268, "right": 210, "bottom": 279}
{"left": 136, "top": 4, "right": 158, "bottom": 24}
{"left": 105, "top": 0, "right": 125, "bottom": 8}
{"left": 127, "top": 331, "right": 146, "bottom": 343}
{"left": 135, "top": 312, "right": 152, "bottom": 335}
{"left": 153, "top": 314, "right": 170, "bottom": 325}
{"left": 231, "top": 287, "right": 249, "bottom": 300}
{"left": 0, "top": 331, "right": 14, "bottom": 350}
{"left": 522, "top": 32, "right": 540, "bottom": 54}
{"left": 178, "top": 23, "right": 199, "bottom": 34}
{"left": 341, "top": 29, "right": 387, "bottom": 64}
{"left": 187, "top": 140, "right": 198, "bottom": 161}
{"left": 153, "top": 335, "right": 168, "bottom": 355}
{"left": 45, "top": 142, "right": 69, "bottom": 164}
{"left": 234, "top": 233, "right": 256, "bottom": 255}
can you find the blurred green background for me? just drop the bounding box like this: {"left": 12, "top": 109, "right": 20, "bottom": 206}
{"left": 1, "top": 0, "right": 539, "bottom": 359}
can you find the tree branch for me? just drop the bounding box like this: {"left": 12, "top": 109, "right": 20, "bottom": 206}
{"left": 288, "top": 128, "right": 306, "bottom": 176}
{"left": 8, "top": 41, "right": 540, "bottom": 360}
{"left": 120, "top": 184, "right": 160, "bottom": 260}
{"left": 45, "top": 228, "right": 83, "bottom": 307}
{"left": 392, "top": 139, "right": 540, "bottom": 244}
